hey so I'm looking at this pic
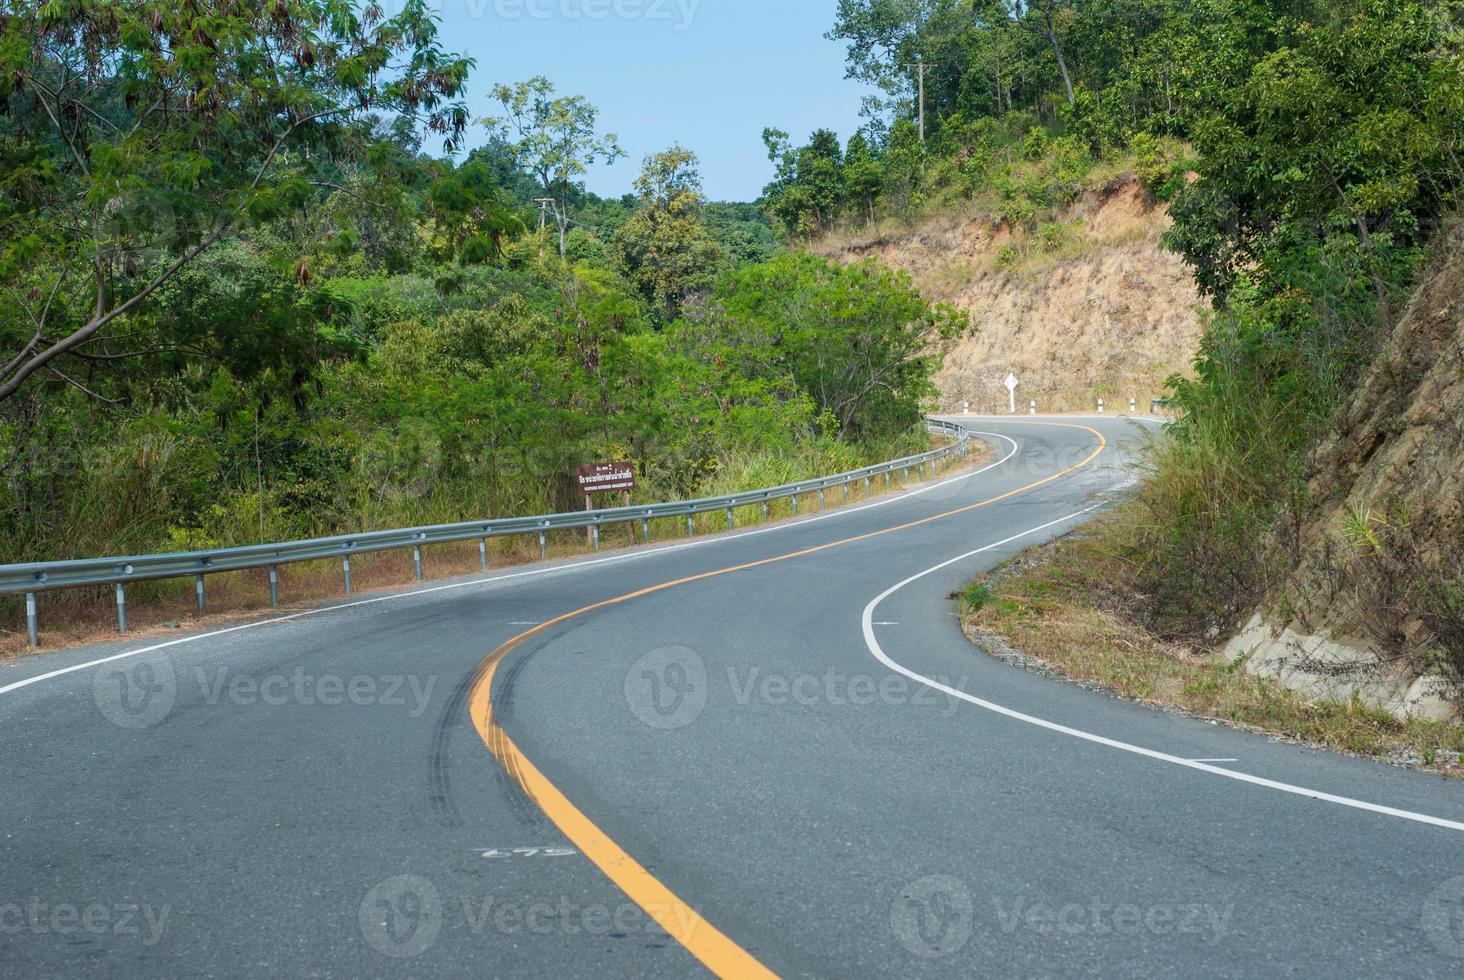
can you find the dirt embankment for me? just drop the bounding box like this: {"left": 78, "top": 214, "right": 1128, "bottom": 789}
{"left": 811, "top": 177, "right": 1206, "bottom": 413}
{"left": 1224, "top": 226, "right": 1464, "bottom": 721}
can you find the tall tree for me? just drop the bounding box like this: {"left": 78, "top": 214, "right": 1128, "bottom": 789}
{"left": 843, "top": 132, "right": 884, "bottom": 225}
{"left": 828, "top": 0, "right": 956, "bottom": 119}
{"left": 999, "top": 0, "right": 1076, "bottom": 106}
{"left": 712, "top": 253, "right": 967, "bottom": 440}
{"left": 482, "top": 77, "right": 623, "bottom": 258}
{"left": 616, "top": 146, "right": 726, "bottom": 322}
{"left": 0, "top": 0, "right": 472, "bottom": 405}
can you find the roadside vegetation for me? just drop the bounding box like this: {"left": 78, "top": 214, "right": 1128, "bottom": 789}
{"left": 790, "top": 1, "right": 1462, "bottom": 697}
{"left": 0, "top": 4, "right": 970, "bottom": 640}
{"left": 961, "top": 526, "right": 1464, "bottom": 774}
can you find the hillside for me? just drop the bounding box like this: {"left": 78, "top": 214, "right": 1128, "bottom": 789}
{"left": 811, "top": 177, "right": 1204, "bottom": 414}
{"left": 1223, "top": 226, "right": 1464, "bottom": 721}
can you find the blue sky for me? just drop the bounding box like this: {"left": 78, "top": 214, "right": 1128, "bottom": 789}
{"left": 428, "top": 0, "right": 880, "bottom": 202}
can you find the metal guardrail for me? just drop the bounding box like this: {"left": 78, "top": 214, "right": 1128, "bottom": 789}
{"left": 4, "top": 419, "right": 972, "bottom": 645}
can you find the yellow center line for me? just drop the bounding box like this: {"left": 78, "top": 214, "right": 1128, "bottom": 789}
{"left": 468, "top": 422, "right": 1106, "bottom": 978}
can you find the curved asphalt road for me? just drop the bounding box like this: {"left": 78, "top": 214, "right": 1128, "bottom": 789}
{"left": 2, "top": 416, "right": 1462, "bottom": 978}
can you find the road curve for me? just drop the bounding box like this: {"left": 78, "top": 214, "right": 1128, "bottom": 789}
{"left": 2, "top": 416, "right": 1462, "bottom": 978}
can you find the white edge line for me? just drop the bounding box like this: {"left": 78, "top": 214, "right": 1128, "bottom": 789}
{"left": 0, "top": 433, "right": 1024, "bottom": 698}
{"left": 860, "top": 505, "right": 1464, "bottom": 835}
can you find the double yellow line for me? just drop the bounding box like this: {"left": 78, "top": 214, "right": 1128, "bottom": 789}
{"left": 468, "top": 423, "right": 1105, "bottom": 977}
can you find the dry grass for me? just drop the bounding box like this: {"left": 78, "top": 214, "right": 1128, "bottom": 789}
{"left": 1, "top": 441, "right": 990, "bottom": 659}
{"left": 959, "top": 520, "right": 1464, "bottom": 775}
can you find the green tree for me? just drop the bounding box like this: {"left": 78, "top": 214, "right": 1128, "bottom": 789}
{"left": 843, "top": 132, "right": 885, "bottom": 224}
{"left": 616, "top": 146, "right": 727, "bottom": 322}
{"left": 799, "top": 129, "right": 846, "bottom": 233}
{"left": 425, "top": 161, "right": 525, "bottom": 266}
{"left": 828, "top": 0, "right": 956, "bottom": 121}
{"left": 482, "top": 77, "right": 623, "bottom": 258}
{"left": 0, "top": 0, "right": 471, "bottom": 404}
{"left": 999, "top": 1, "right": 1077, "bottom": 106}
{"left": 711, "top": 253, "right": 968, "bottom": 439}
{"left": 761, "top": 128, "right": 849, "bottom": 236}
{"left": 881, "top": 118, "right": 927, "bottom": 216}
{"left": 1169, "top": 0, "right": 1461, "bottom": 309}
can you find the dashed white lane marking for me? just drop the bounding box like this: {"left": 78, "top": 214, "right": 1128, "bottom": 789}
{"left": 1, "top": 432, "right": 1027, "bottom": 699}
{"left": 1191, "top": 759, "right": 1239, "bottom": 764}
{"left": 860, "top": 505, "right": 1464, "bottom": 835}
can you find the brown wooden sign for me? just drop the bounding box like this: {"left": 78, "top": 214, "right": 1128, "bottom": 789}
{"left": 575, "top": 461, "right": 636, "bottom": 495}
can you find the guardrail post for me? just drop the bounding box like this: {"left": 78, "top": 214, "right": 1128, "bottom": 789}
{"left": 843, "top": 480, "right": 850, "bottom": 503}
{"left": 413, "top": 545, "right": 424, "bottom": 581}
{"left": 479, "top": 538, "right": 489, "bottom": 571}
{"left": 115, "top": 583, "right": 127, "bottom": 634}
{"left": 268, "top": 566, "right": 279, "bottom": 606}
{"left": 25, "top": 592, "right": 38, "bottom": 648}
{"left": 342, "top": 555, "right": 353, "bottom": 594}
{"left": 686, "top": 514, "right": 693, "bottom": 536}
{"left": 726, "top": 506, "right": 734, "bottom": 530}
{"left": 195, "top": 574, "right": 205, "bottom": 614}
{"left": 539, "top": 531, "right": 547, "bottom": 559}
{"left": 642, "top": 516, "right": 651, "bottom": 542}
{"left": 864, "top": 476, "right": 872, "bottom": 496}
{"left": 818, "top": 488, "right": 826, "bottom": 510}
{"left": 791, "top": 495, "right": 799, "bottom": 515}
{"left": 592, "top": 523, "right": 601, "bottom": 552}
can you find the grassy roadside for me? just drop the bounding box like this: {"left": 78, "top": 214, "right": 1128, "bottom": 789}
{"left": 0, "top": 439, "right": 991, "bottom": 660}
{"left": 958, "top": 511, "right": 1464, "bottom": 777}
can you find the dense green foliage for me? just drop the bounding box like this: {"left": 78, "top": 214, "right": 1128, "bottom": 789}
{"left": 793, "top": 0, "right": 1462, "bottom": 637}
{"left": 0, "top": 4, "right": 959, "bottom": 569}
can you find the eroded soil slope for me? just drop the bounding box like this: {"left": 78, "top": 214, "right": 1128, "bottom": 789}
{"left": 813, "top": 177, "right": 1204, "bottom": 413}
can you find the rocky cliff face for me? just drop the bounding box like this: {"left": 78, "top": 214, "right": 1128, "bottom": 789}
{"left": 812, "top": 177, "right": 1205, "bottom": 414}
{"left": 1224, "top": 226, "right": 1464, "bottom": 721}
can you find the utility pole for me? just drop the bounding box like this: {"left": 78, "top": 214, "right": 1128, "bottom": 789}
{"left": 534, "top": 198, "right": 554, "bottom": 233}
{"left": 917, "top": 60, "right": 926, "bottom": 144}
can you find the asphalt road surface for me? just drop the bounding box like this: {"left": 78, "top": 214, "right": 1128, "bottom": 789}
{"left": 3, "top": 416, "right": 1462, "bottom": 978}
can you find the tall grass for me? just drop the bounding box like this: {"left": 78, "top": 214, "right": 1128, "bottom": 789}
{"left": 1099, "top": 320, "right": 1321, "bottom": 639}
